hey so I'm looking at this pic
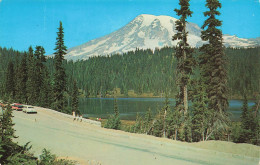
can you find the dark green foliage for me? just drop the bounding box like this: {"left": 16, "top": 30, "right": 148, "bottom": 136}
{"left": 151, "top": 98, "right": 170, "bottom": 137}
{"left": 131, "top": 113, "right": 143, "bottom": 133}
{"left": 151, "top": 109, "right": 164, "bottom": 137}
{"left": 26, "top": 46, "right": 36, "bottom": 104}
{"left": 39, "top": 148, "right": 56, "bottom": 164}
{"left": 173, "top": 0, "right": 194, "bottom": 114}
{"left": 5, "top": 61, "right": 15, "bottom": 99}
{"left": 239, "top": 96, "right": 259, "bottom": 144}
{"left": 191, "top": 79, "right": 208, "bottom": 142}
{"left": 53, "top": 21, "right": 67, "bottom": 112}
{"left": 230, "top": 122, "right": 241, "bottom": 143}
{"left": 0, "top": 104, "right": 36, "bottom": 164}
{"left": 35, "top": 47, "right": 260, "bottom": 100}
{"left": 16, "top": 52, "right": 28, "bottom": 103}
{"left": 182, "top": 112, "right": 192, "bottom": 142}
{"left": 34, "top": 46, "right": 46, "bottom": 104}
{"left": 72, "top": 80, "right": 79, "bottom": 115}
{"left": 199, "top": 0, "right": 229, "bottom": 140}
{"left": 227, "top": 48, "right": 260, "bottom": 97}
{"left": 0, "top": 104, "right": 18, "bottom": 164}
{"left": 1, "top": 47, "right": 258, "bottom": 105}
{"left": 165, "top": 108, "right": 183, "bottom": 140}
{"left": 5, "top": 142, "right": 36, "bottom": 165}
{"left": 38, "top": 148, "right": 75, "bottom": 165}
{"left": 143, "top": 107, "right": 153, "bottom": 134}
{"left": 39, "top": 68, "right": 52, "bottom": 108}
{"left": 62, "top": 47, "right": 176, "bottom": 97}
{"left": 104, "top": 99, "right": 121, "bottom": 130}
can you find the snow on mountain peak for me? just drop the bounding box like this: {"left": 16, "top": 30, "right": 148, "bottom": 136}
{"left": 65, "top": 14, "right": 259, "bottom": 61}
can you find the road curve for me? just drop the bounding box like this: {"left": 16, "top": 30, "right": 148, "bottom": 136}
{"left": 13, "top": 107, "right": 259, "bottom": 165}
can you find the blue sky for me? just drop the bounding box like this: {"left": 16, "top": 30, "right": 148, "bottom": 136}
{"left": 0, "top": 0, "right": 259, "bottom": 55}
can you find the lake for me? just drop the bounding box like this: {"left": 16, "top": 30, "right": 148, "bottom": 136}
{"left": 79, "top": 98, "right": 256, "bottom": 121}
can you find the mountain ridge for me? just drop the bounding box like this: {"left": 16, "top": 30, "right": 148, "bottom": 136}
{"left": 64, "top": 14, "right": 259, "bottom": 61}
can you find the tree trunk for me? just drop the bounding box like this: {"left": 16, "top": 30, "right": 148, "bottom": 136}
{"left": 163, "top": 109, "right": 167, "bottom": 138}
{"left": 175, "top": 129, "right": 178, "bottom": 140}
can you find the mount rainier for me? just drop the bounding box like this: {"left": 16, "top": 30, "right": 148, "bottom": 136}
{"left": 65, "top": 14, "right": 259, "bottom": 61}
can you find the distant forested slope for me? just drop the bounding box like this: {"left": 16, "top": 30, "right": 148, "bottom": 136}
{"left": 0, "top": 47, "right": 259, "bottom": 99}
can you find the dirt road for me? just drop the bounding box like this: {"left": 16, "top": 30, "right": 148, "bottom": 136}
{"left": 13, "top": 107, "right": 259, "bottom": 165}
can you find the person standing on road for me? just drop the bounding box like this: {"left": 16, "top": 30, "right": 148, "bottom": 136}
{"left": 79, "top": 115, "right": 83, "bottom": 122}
{"left": 72, "top": 111, "right": 76, "bottom": 121}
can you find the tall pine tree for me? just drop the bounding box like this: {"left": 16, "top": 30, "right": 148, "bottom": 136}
{"left": 199, "top": 0, "right": 229, "bottom": 140}
{"left": 172, "top": 0, "right": 194, "bottom": 114}
{"left": 34, "top": 46, "right": 46, "bottom": 104}
{"left": 5, "top": 61, "right": 15, "bottom": 99}
{"left": 26, "top": 46, "right": 36, "bottom": 104}
{"left": 191, "top": 79, "right": 208, "bottom": 142}
{"left": 0, "top": 104, "right": 18, "bottom": 164}
{"left": 16, "top": 53, "right": 28, "bottom": 103}
{"left": 53, "top": 21, "right": 67, "bottom": 112}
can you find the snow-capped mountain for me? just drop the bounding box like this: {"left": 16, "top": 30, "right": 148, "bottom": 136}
{"left": 65, "top": 14, "right": 259, "bottom": 61}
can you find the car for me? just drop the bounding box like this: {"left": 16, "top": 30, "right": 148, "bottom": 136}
{"left": 0, "top": 102, "right": 6, "bottom": 108}
{"left": 12, "top": 103, "right": 24, "bottom": 111}
{"left": 23, "top": 106, "right": 37, "bottom": 114}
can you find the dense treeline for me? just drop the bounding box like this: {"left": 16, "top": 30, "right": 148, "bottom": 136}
{"left": 0, "top": 47, "right": 259, "bottom": 104}
{"left": 59, "top": 47, "right": 259, "bottom": 99}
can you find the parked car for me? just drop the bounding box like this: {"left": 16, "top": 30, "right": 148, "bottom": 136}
{"left": 23, "top": 106, "right": 37, "bottom": 114}
{"left": 12, "top": 103, "right": 24, "bottom": 111}
{"left": 0, "top": 102, "right": 6, "bottom": 108}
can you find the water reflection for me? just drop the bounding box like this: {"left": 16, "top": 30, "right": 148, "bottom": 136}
{"left": 79, "top": 98, "right": 255, "bottom": 121}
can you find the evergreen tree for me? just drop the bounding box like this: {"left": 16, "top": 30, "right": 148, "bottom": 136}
{"left": 53, "top": 21, "right": 67, "bottom": 112}
{"left": 162, "top": 97, "right": 170, "bottom": 138}
{"left": 104, "top": 98, "right": 121, "bottom": 130}
{"left": 239, "top": 95, "right": 250, "bottom": 142}
{"left": 0, "top": 104, "right": 18, "bottom": 164}
{"left": 39, "top": 68, "right": 52, "bottom": 108}
{"left": 166, "top": 107, "right": 183, "bottom": 140}
{"left": 251, "top": 98, "right": 259, "bottom": 145}
{"left": 183, "top": 111, "right": 192, "bottom": 142}
{"left": 199, "top": 0, "right": 229, "bottom": 139}
{"left": 143, "top": 107, "right": 153, "bottom": 134}
{"left": 34, "top": 46, "right": 46, "bottom": 104}
{"left": 152, "top": 98, "right": 170, "bottom": 138}
{"left": 26, "top": 46, "right": 36, "bottom": 104}
{"left": 131, "top": 113, "right": 143, "bottom": 133}
{"left": 72, "top": 80, "right": 79, "bottom": 115}
{"left": 13, "top": 55, "right": 20, "bottom": 101}
{"left": 172, "top": 0, "right": 194, "bottom": 114}
{"left": 191, "top": 79, "right": 208, "bottom": 142}
{"left": 16, "top": 53, "right": 28, "bottom": 103}
{"left": 239, "top": 95, "right": 259, "bottom": 144}
{"left": 5, "top": 61, "right": 15, "bottom": 99}
{"left": 152, "top": 109, "right": 164, "bottom": 137}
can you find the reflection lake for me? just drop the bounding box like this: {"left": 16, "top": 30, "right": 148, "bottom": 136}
{"left": 79, "top": 98, "right": 256, "bottom": 121}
